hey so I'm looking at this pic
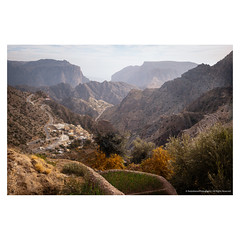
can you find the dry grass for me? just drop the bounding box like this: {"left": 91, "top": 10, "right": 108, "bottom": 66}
{"left": 31, "top": 155, "right": 52, "bottom": 174}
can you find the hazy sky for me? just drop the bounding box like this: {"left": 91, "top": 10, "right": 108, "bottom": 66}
{"left": 8, "top": 45, "right": 232, "bottom": 81}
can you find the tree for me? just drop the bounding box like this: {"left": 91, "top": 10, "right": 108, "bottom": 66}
{"left": 130, "top": 137, "right": 155, "bottom": 164}
{"left": 166, "top": 124, "right": 233, "bottom": 194}
{"left": 90, "top": 149, "right": 125, "bottom": 171}
{"left": 94, "top": 132, "right": 127, "bottom": 157}
{"left": 141, "top": 146, "right": 173, "bottom": 179}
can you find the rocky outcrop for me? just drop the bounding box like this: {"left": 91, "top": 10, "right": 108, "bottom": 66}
{"left": 111, "top": 61, "right": 198, "bottom": 89}
{"left": 7, "top": 149, "right": 66, "bottom": 195}
{"left": 8, "top": 59, "right": 89, "bottom": 87}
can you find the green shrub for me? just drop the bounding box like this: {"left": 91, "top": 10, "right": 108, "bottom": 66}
{"left": 35, "top": 153, "right": 47, "bottom": 160}
{"left": 61, "top": 163, "right": 85, "bottom": 177}
{"left": 62, "top": 177, "right": 104, "bottom": 195}
{"left": 62, "top": 177, "right": 83, "bottom": 195}
{"left": 94, "top": 132, "right": 127, "bottom": 157}
{"left": 130, "top": 137, "right": 155, "bottom": 164}
{"left": 80, "top": 182, "right": 104, "bottom": 195}
{"left": 166, "top": 124, "right": 233, "bottom": 194}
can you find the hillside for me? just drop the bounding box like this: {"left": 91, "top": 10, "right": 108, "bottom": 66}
{"left": 7, "top": 86, "right": 49, "bottom": 150}
{"left": 111, "top": 61, "right": 197, "bottom": 88}
{"left": 74, "top": 80, "right": 137, "bottom": 105}
{"left": 101, "top": 51, "right": 233, "bottom": 144}
{"left": 8, "top": 59, "right": 89, "bottom": 87}
{"left": 139, "top": 87, "right": 233, "bottom": 145}
{"left": 16, "top": 80, "right": 137, "bottom": 118}
{"left": 7, "top": 86, "right": 116, "bottom": 154}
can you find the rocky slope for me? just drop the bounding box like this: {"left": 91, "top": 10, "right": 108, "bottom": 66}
{"left": 7, "top": 86, "right": 116, "bottom": 152}
{"left": 16, "top": 80, "right": 137, "bottom": 118}
{"left": 7, "top": 148, "right": 124, "bottom": 195}
{"left": 111, "top": 61, "right": 197, "bottom": 89}
{"left": 7, "top": 148, "right": 67, "bottom": 194}
{"left": 101, "top": 51, "right": 233, "bottom": 145}
{"left": 7, "top": 86, "right": 49, "bottom": 149}
{"left": 74, "top": 81, "right": 137, "bottom": 105}
{"left": 140, "top": 87, "right": 233, "bottom": 145}
{"left": 8, "top": 59, "right": 89, "bottom": 87}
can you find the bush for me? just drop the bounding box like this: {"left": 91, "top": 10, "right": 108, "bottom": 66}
{"left": 94, "top": 132, "right": 127, "bottom": 157}
{"left": 61, "top": 163, "right": 85, "bottom": 177}
{"left": 130, "top": 137, "right": 155, "bottom": 164}
{"left": 166, "top": 124, "right": 233, "bottom": 194}
{"left": 89, "top": 149, "right": 125, "bottom": 171}
{"left": 141, "top": 146, "right": 173, "bottom": 180}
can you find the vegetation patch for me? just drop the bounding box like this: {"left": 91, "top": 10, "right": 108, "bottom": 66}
{"left": 101, "top": 171, "right": 163, "bottom": 194}
{"left": 80, "top": 182, "right": 104, "bottom": 195}
{"left": 61, "top": 163, "right": 86, "bottom": 177}
{"left": 34, "top": 162, "right": 52, "bottom": 174}
{"left": 166, "top": 124, "right": 233, "bottom": 194}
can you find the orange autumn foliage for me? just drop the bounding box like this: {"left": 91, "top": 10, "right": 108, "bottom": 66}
{"left": 90, "top": 149, "right": 125, "bottom": 171}
{"left": 141, "top": 147, "right": 173, "bottom": 179}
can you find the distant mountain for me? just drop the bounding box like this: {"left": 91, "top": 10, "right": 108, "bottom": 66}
{"left": 16, "top": 81, "right": 137, "bottom": 118}
{"left": 101, "top": 51, "right": 233, "bottom": 144}
{"left": 8, "top": 59, "right": 89, "bottom": 87}
{"left": 111, "top": 61, "right": 198, "bottom": 89}
{"left": 74, "top": 81, "right": 137, "bottom": 105}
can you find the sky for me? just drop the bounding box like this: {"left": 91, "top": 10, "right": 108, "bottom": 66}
{"left": 7, "top": 45, "right": 233, "bottom": 81}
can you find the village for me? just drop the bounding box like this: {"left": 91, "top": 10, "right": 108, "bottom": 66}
{"left": 28, "top": 122, "right": 93, "bottom": 155}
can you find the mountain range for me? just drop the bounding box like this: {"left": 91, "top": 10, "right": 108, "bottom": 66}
{"left": 111, "top": 61, "right": 198, "bottom": 89}
{"left": 101, "top": 51, "right": 233, "bottom": 145}
{"left": 8, "top": 52, "right": 233, "bottom": 148}
{"left": 16, "top": 80, "right": 137, "bottom": 118}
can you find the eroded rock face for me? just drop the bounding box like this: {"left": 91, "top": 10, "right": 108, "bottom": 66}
{"left": 8, "top": 59, "right": 89, "bottom": 87}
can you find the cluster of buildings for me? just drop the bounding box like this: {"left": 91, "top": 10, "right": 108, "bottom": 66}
{"left": 42, "top": 123, "right": 93, "bottom": 154}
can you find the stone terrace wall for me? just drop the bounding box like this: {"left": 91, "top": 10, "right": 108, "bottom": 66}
{"left": 77, "top": 162, "right": 124, "bottom": 195}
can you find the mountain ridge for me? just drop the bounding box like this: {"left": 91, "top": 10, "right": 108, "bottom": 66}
{"left": 8, "top": 59, "right": 90, "bottom": 87}
{"left": 101, "top": 51, "right": 233, "bottom": 144}
{"left": 16, "top": 80, "right": 137, "bottom": 118}
{"left": 111, "top": 61, "right": 198, "bottom": 88}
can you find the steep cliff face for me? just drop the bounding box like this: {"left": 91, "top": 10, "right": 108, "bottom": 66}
{"left": 101, "top": 52, "right": 233, "bottom": 144}
{"left": 111, "top": 61, "right": 198, "bottom": 89}
{"left": 8, "top": 59, "right": 89, "bottom": 87}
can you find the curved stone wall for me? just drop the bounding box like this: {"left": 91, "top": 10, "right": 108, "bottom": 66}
{"left": 77, "top": 162, "right": 124, "bottom": 195}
